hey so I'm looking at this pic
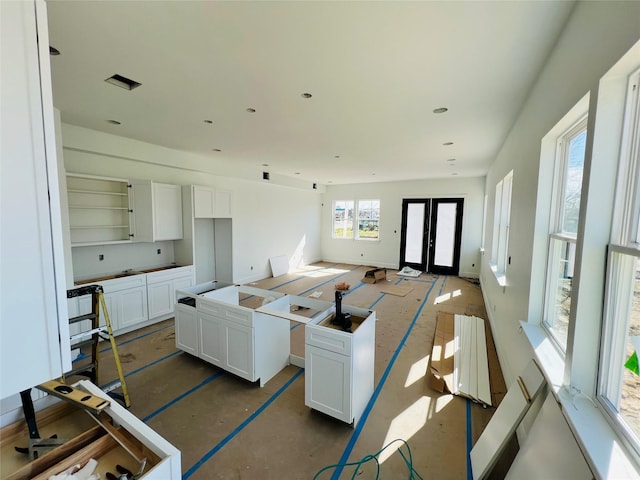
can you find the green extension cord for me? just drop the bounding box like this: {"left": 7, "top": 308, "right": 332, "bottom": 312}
{"left": 312, "top": 438, "right": 425, "bottom": 480}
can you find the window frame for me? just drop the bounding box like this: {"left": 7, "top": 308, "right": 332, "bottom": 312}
{"left": 490, "top": 170, "right": 513, "bottom": 283}
{"left": 597, "top": 68, "right": 640, "bottom": 459}
{"left": 541, "top": 116, "right": 588, "bottom": 351}
{"left": 331, "top": 199, "right": 381, "bottom": 242}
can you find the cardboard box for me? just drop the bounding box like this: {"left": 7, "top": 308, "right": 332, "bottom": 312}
{"left": 428, "top": 311, "right": 507, "bottom": 407}
{"left": 362, "top": 268, "right": 387, "bottom": 284}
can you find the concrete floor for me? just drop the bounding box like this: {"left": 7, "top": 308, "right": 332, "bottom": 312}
{"left": 70, "top": 263, "right": 507, "bottom": 479}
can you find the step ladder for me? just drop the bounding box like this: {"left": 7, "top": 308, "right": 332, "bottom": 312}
{"left": 66, "top": 284, "right": 131, "bottom": 408}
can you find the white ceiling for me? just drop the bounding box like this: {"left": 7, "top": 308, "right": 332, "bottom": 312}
{"left": 46, "top": 1, "right": 575, "bottom": 186}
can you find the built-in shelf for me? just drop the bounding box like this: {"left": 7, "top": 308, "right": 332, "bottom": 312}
{"left": 67, "top": 189, "right": 128, "bottom": 196}
{"left": 67, "top": 174, "right": 132, "bottom": 245}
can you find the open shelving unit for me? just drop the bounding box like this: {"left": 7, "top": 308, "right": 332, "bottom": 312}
{"left": 67, "top": 174, "right": 132, "bottom": 246}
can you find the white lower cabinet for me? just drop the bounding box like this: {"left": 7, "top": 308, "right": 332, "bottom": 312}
{"left": 305, "top": 307, "right": 376, "bottom": 426}
{"left": 175, "top": 303, "right": 199, "bottom": 356}
{"left": 117, "top": 285, "right": 148, "bottom": 330}
{"left": 175, "top": 283, "right": 290, "bottom": 387}
{"left": 198, "top": 312, "right": 224, "bottom": 366}
{"left": 147, "top": 266, "right": 195, "bottom": 320}
{"left": 305, "top": 345, "right": 352, "bottom": 422}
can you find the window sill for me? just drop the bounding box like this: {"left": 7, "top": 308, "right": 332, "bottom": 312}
{"left": 521, "top": 321, "right": 640, "bottom": 479}
{"left": 490, "top": 264, "right": 507, "bottom": 287}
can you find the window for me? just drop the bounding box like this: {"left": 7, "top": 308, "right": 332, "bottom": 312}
{"left": 333, "top": 200, "right": 354, "bottom": 239}
{"left": 332, "top": 199, "right": 380, "bottom": 240}
{"left": 491, "top": 171, "right": 513, "bottom": 281}
{"left": 542, "top": 118, "right": 587, "bottom": 350}
{"left": 598, "top": 70, "right": 640, "bottom": 455}
{"left": 357, "top": 200, "right": 380, "bottom": 240}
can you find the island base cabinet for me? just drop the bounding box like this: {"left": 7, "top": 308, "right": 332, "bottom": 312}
{"left": 175, "top": 303, "right": 198, "bottom": 356}
{"left": 224, "top": 322, "right": 254, "bottom": 380}
{"left": 305, "top": 345, "right": 352, "bottom": 423}
{"left": 199, "top": 313, "right": 224, "bottom": 367}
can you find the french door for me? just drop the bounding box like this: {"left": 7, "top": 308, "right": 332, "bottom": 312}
{"left": 399, "top": 198, "right": 464, "bottom": 276}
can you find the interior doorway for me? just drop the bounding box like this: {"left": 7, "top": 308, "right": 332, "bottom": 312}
{"left": 399, "top": 198, "right": 464, "bottom": 276}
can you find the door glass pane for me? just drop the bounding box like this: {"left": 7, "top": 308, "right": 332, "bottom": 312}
{"left": 433, "top": 203, "right": 456, "bottom": 267}
{"left": 405, "top": 203, "right": 425, "bottom": 264}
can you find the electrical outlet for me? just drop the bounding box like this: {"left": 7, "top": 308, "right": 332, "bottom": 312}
{"left": 157, "top": 248, "right": 161, "bottom": 254}
{"left": 99, "top": 254, "right": 104, "bottom": 261}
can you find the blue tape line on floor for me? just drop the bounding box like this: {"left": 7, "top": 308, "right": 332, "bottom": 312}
{"left": 100, "top": 350, "right": 182, "bottom": 388}
{"left": 99, "top": 323, "right": 173, "bottom": 354}
{"left": 330, "top": 276, "right": 441, "bottom": 480}
{"left": 183, "top": 368, "right": 304, "bottom": 479}
{"left": 143, "top": 371, "right": 223, "bottom": 422}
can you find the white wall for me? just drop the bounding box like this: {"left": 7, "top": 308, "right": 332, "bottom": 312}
{"left": 321, "top": 177, "right": 485, "bottom": 277}
{"left": 480, "top": 1, "right": 640, "bottom": 384}
{"left": 61, "top": 124, "right": 322, "bottom": 284}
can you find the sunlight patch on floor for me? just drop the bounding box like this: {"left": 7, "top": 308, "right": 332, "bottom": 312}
{"left": 435, "top": 394, "right": 454, "bottom": 413}
{"left": 434, "top": 289, "right": 463, "bottom": 305}
{"left": 380, "top": 396, "right": 431, "bottom": 463}
{"left": 404, "top": 355, "right": 430, "bottom": 388}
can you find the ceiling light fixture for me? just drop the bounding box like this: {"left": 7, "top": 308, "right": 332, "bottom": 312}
{"left": 451, "top": 173, "right": 458, "bottom": 176}
{"left": 49, "top": 46, "right": 60, "bottom": 56}
{"left": 443, "top": 142, "right": 454, "bottom": 146}
{"left": 433, "top": 107, "right": 448, "bottom": 114}
{"left": 246, "top": 108, "right": 256, "bottom": 113}
{"left": 295, "top": 172, "right": 301, "bottom": 175}
{"left": 105, "top": 74, "right": 142, "bottom": 91}
{"left": 301, "top": 93, "right": 312, "bottom": 98}
{"left": 334, "top": 155, "right": 340, "bottom": 159}
{"left": 212, "top": 148, "right": 222, "bottom": 152}
{"left": 447, "top": 158, "right": 456, "bottom": 162}
{"left": 107, "top": 119, "right": 121, "bottom": 125}
{"left": 204, "top": 120, "right": 213, "bottom": 124}
{"left": 262, "top": 163, "right": 269, "bottom": 167}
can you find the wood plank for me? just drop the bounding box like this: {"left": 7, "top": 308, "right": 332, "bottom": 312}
{"left": 470, "top": 360, "right": 546, "bottom": 480}
{"left": 476, "top": 316, "right": 492, "bottom": 406}
{"left": 5, "top": 426, "right": 105, "bottom": 480}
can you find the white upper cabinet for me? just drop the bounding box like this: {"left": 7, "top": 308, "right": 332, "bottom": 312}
{"left": 193, "top": 185, "right": 232, "bottom": 218}
{"left": 130, "top": 180, "right": 183, "bottom": 242}
{"left": 0, "top": 0, "right": 71, "bottom": 399}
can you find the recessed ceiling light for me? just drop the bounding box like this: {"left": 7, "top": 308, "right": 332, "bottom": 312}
{"left": 295, "top": 172, "right": 301, "bottom": 175}
{"left": 433, "top": 107, "right": 448, "bottom": 114}
{"left": 204, "top": 120, "right": 213, "bottom": 124}
{"left": 447, "top": 158, "right": 456, "bottom": 162}
{"left": 212, "top": 148, "right": 222, "bottom": 152}
{"left": 372, "top": 173, "right": 376, "bottom": 176}
{"left": 107, "top": 119, "right": 121, "bottom": 125}
{"left": 334, "top": 155, "right": 340, "bottom": 159}
{"left": 301, "top": 93, "right": 313, "bottom": 98}
{"left": 262, "top": 163, "right": 269, "bottom": 167}
{"left": 105, "top": 74, "right": 142, "bottom": 91}
{"left": 451, "top": 173, "right": 458, "bottom": 176}
{"left": 328, "top": 181, "right": 333, "bottom": 184}
{"left": 49, "top": 46, "right": 60, "bottom": 56}
{"left": 443, "top": 142, "right": 454, "bottom": 146}
{"left": 246, "top": 108, "right": 256, "bottom": 113}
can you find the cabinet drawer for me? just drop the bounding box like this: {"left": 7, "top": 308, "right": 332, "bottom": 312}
{"left": 146, "top": 266, "right": 193, "bottom": 284}
{"left": 101, "top": 275, "right": 146, "bottom": 293}
{"left": 306, "top": 325, "right": 353, "bottom": 356}
{"left": 198, "top": 301, "right": 253, "bottom": 327}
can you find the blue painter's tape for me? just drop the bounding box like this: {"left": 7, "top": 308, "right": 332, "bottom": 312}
{"left": 330, "top": 276, "right": 441, "bottom": 480}
{"left": 183, "top": 368, "right": 304, "bottom": 479}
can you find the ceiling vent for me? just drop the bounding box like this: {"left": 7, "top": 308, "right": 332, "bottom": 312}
{"left": 105, "top": 74, "right": 142, "bottom": 91}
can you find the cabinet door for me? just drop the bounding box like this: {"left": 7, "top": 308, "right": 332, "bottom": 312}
{"left": 1, "top": 0, "right": 71, "bottom": 397}
{"left": 148, "top": 281, "right": 173, "bottom": 319}
{"left": 175, "top": 304, "right": 198, "bottom": 356}
{"left": 193, "top": 185, "right": 215, "bottom": 218}
{"left": 153, "top": 183, "right": 183, "bottom": 240}
{"left": 199, "top": 313, "right": 224, "bottom": 366}
{"left": 173, "top": 275, "right": 194, "bottom": 293}
{"left": 213, "top": 190, "right": 232, "bottom": 218}
{"left": 305, "top": 345, "right": 352, "bottom": 423}
{"left": 223, "top": 321, "right": 254, "bottom": 381}
{"left": 118, "top": 286, "right": 148, "bottom": 330}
